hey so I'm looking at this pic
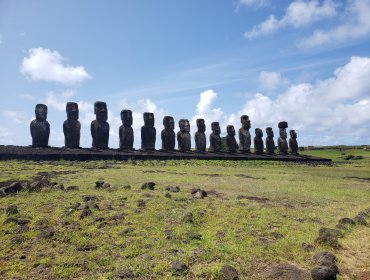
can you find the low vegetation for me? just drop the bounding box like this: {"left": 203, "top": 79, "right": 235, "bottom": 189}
{"left": 0, "top": 149, "right": 369, "bottom": 279}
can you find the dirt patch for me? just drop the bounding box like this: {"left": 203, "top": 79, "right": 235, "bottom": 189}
{"left": 237, "top": 195, "right": 269, "bottom": 203}
{"left": 234, "top": 174, "right": 266, "bottom": 180}
{"left": 343, "top": 176, "right": 370, "bottom": 181}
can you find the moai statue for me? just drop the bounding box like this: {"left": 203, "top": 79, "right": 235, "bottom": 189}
{"left": 194, "top": 118, "right": 206, "bottom": 153}
{"left": 30, "top": 104, "right": 50, "bottom": 147}
{"left": 63, "top": 102, "right": 81, "bottom": 148}
{"left": 226, "top": 125, "right": 238, "bottom": 153}
{"left": 141, "top": 112, "right": 156, "bottom": 151}
{"left": 238, "top": 115, "right": 251, "bottom": 153}
{"left": 119, "top": 109, "right": 134, "bottom": 150}
{"left": 177, "top": 119, "right": 191, "bottom": 152}
{"left": 289, "top": 129, "right": 299, "bottom": 155}
{"left": 91, "top": 101, "right": 109, "bottom": 149}
{"left": 161, "top": 116, "right": 175, "bottom": 151}
{"left": 277, "top": 121, "right": 288, "bottom": 155}
{"left": 265, "top": 127, "right": 275, "bottom": 155}
{"left": 209, "top": 122, "right": 221, "bottom": 153}
{"left": 254, "top": 128, "right": 264, "bottom": 155}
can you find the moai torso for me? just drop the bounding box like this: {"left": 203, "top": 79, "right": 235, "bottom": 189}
{"left": 161, "top": 116, "right": 175, "bottom": 151}
{"left": 141, "top": 112, "right": 156, "bottom": 150}
{"left": 226, "top": 125, "right": 238, "bottom": 153}
{"left": 238, "top": 115, "right": 251, "bottom": 153}
{"left": 177, "top": 119, "right": 191, "bottom": 152}
{"left": 289, "top": 130, "right": 299, "bottom": 155}
{"left": 209, "top": 122, "right": 221, "bottom": 152}
{"left": 194, "top": 119, "right": 206, "bottom": 153}
{"left": 254, "top": 128, "right": 264, "bottom": 154}
{"left": 63, "top": 102, "right": 81, "bottom": 148}
{"left": 30, "top": 104, "right": 50, "bottom": 147}
{"left": 278, "top": 121, "right": 288, "bottom": 155}
{"left": 119, "top": 110, "right": 134, "bottom": 150}
{"left": 91, "top": 101, "right": 109, "bottom": 149}
{"left": 265, "top": 127, "right": 275, "bottom": 155}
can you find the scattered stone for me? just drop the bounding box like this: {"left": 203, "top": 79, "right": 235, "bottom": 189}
{"left": 353, "top": 214, "right": 367, "bottom": 225}
{"left": 312, "top": 252, "right": 338, "bottom": 274}
{"left": 171, "top": 261, "right": 188, "bottom": 276}
{"left": 15, "top": 224, "right": 29, "bottom": 233}
{"left": 19, "top": 255, "right": 26, "bottom": 260}
{"left": 0, "top": 182, "right": 23, "bottom": 195}
{"left": 311, "top": 266, "right": 337, "bottom": 280}
{"left": 83, "top": 195, "right": 97, "bottom": 202}
{"left": 316, "top": 228, "right": 343, "bottom": 247}
{"left": 267, "top": 264, "right": 310, "bottom": 279}
{"left": 183, "top": 212, "right": 194, "bottom": 223}
{"left": 4, "top": 217, "right": 30, "bottom": 226}
{"left": 103, "top": 183, "right": 111, "bottom": 189}
{"left": 76, "top": 244, "right": 97, "bottom": 251}
{"left": 191, "top": 249, "right": 205, "bottom": 258}
{"left": 165, "top": 192, "right": 172, "bottom": 198}
{"left": 97, "top": 221, "right": 108, "bottom": 228}
{"left": 11, "top": 234, "right": 26, "bottom": 244}
{"left": 189, "top": 232, "right": 202, "bottom": 240}
{"left": 38, "top": 228, "right": 56, "bottom": 239}
{"left": 302, "top": 243, "right": 315, "bottom": 252}
{"left": 123, "top": 184, "right": 131, "bottom": 190}
{"left": 220, "top": 264, "right": 239, "bottom": 280}
{"left": 65, "top": 185, "right": 79, "bottom": 192}
{"left": 338, "top": 217, "right": 355, "bottom": 226}
{"left": 141, "top": 182, "right": 156, "bottom": 190}
{"left": 164, "top": 229, "right": 175, "bottom": 239}
{"left": 86, "top": 201, "right": 100, "bottom": 210}
{"left": 116, "top": 268, "right": 134, "bottom": 278}
{"left": 6, "top": 205, "right": 18, "bottom": 216}
{"left": 165, "top": 186, "right": 180, "bottom": 192}
{"left": 191, "top": 188, "right": 207, "bottom": 199}
{"left": 121, "top": 227, "right": 134, "bottom": 235}
{"left": 34, "top": 218, "right": 49, "bottom": 230}
{"left": 271, "top": 232, "right": 284, "bottom": 239}
{"left": 79, "top": 208, "right": 92, "bottom": 219}
{"left": 142, "top": 193, "right": 152, "bottom": 198}
{"left": 95, "top": 180, "right": 104, "bottom": 189}
{"left": 137, "top": 199, "right": 146, "bottom": 207}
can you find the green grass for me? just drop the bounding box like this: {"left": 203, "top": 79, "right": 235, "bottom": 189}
{"left": 0, "top": 152, "right": 369, "bottom": 279}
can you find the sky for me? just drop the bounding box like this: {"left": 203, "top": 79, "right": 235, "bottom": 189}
{"left": 1, "top": 0, "right": 370, "bottom": 149}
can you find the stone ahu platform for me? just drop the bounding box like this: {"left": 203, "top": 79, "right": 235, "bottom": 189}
{"left": 0, "top": 145, "right": 331, "bottom": 162}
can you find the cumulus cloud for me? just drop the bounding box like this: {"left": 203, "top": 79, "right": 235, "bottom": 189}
{"left": 20, "top": 48, "right": 91, "bottom": 85}
{"left": 298, "top": 0, "right": 370, "bottom": 48}
{"left": 245, "top": 0, "right": 338, "bottom": 39}
{"left": 43, "top": 90, "right": 77, "bottom": 111}
{"left": 259, "top": 71, "right": 289, "bottom": 91}
{"left": 237, "top": 0, "right": 270, "bottom": 9}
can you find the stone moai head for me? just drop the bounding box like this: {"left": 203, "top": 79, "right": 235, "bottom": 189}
{"left": 227, "top": 125, "right": 235, "bottom": 137}
{"left": 241, "top": 115, "right": 251, "bottom": 130}
{"left": 211, "top": 122, "right": 221, "bottom": 135}
{"left": 278, "top": 121, "right": 288, "bottom": 139}
{"left": 144, "top": 112, "right": 154, "bottom": 127}
{"left": 266, "top": 127, "right": 274, "bottom": 138}
{"left": 255, "top": 128, "right": 263, "bottom": 138}
{"left": 290, "top": 129, "right": 297, "bottom": 139}
{"left": 196, "top": 118, "right": 205, "bottom": 133}
{"left": 121, "top": 109, "right": 133, "bottom": 126}
{"left": 94, "top": 101, "right": 108, "bottom": 122}
{"left": 163, "top": 116, "right": 174, "bottom": 130}
{"left": 66, "top": 102, "right": 79, "bottom": 121}
{"left": 179, "top": 119, "right": 190, "bottom": 133}
{"left": 35, "top": 104, "right": 48, "bottom": 121}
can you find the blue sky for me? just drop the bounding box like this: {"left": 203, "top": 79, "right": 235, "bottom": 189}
{"left": 1, "top": 0, "right": 370, "bottom": 148}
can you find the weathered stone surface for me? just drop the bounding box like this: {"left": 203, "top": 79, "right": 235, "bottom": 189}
{"left": 30, "top": 104, "right": 50, "bottom": 148}
{"left": 79, "top": 208, "right": 92, "bottom": 219}
{"left": 195, "top": 118, "right": 206, "bottom": 153}
{"left": 63, "top": 102, "right": 81, "bottom": 148}
{"left": 312, "top": 252, "right": 338, "bottom": 275}
{"left": 141, "top": 112, "right": 156, "bottom": 151}
{"left": 267, "top": 263, "right": 310, "bottom": 280}
{"left": 95, "top": 180, "right": 104, "bottom": 189}
{"left": 171, "top": 261, "right": 188, "bottom": 276}
{"left": 338, "top": 217, "right": 355, "bottom": 226}
{"left": 311, "top": 266, "right": 337, "bottom": 280}
{"left": 265, "top": 127, "right": 275, "bottom": 155}
{"left": 6, "top": 205, "right": 19, "bottom": 216}
{"left": 209, "top": 122, "right": 221, "bottom": 152}
{"left": 278, "top": 121, "right": 288, "bottom": 155}
{"left": 220, "top": 264, "right": 239, "bottom": 280}
{"left": 141, "top": 182, "right": 156, "bottom": 190}
{"left": 165, "top": 186, "right": 180, "bottom": 192}
{"left": 254, "top": 128, "right": 264, "bottom": 154}
{"left": 191, "top": 188, "right": 207, "bottom": 199}
{"left": 0, "top": 182, "right": 23, "bottom": 195}
{"left": 65, "top": 185, "right": 79, "bottom": 192}
{"left": 119, "top": 109, "right": 134, "bottom": 150}
{"left": 238, "top": 115, "right": 251, "bottom": 153}
{"left": 177, "top": 119, "right": 191, "bottom": 152}
{"left": 91, "top": 101, "right": 109, "bottom": 149}
{"left": 161, "top": 116, "right": 175, "bottom": 151}
{"left": 226, "top": 125, "right": 238, "bottom": 153}
{"left": 116, "top": 268, "right": 134, "bottom": 278}
{"left": 353, "top": 214, "right": 367, "bottom": 225}
{"left": 316, "top": 228, "right": 343, "bottom": 247}
{"left": 289, "top": 129, "right": 299, "bottom": 155}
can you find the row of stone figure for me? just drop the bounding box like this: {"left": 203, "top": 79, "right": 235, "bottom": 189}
{"left": 30, "top": 102, "right": 299, "bottom": 155}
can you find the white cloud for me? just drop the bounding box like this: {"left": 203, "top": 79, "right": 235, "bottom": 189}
{"left": 237, "top": 0, "right": 270, "bottom": 9}
{"left": 3, "top": 111, "right": 28, "bottom": 124}
{"left": 299, "top": 0, "right": 370, "bottom": 48}
{"left": 259, "top": 71, "right": 289, "bottom": 91}
{"left": 245, "top": 0, "right": 338, "bottom": 39}
{"left": 43, "top": 90, "right": 77, "bottom": 111}
{"left": 20, "top": 48, "right": 91, "bottom": 85}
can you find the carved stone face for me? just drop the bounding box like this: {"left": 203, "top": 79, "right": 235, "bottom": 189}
{"left": 144, "top": 112, "right": 154, "bottom": 127}
{"left": 266, "top": 127, "right": 274, "bottom": 138}
{"left": 121, "top": 110, "right": 133, "bottom": 126}
{"left": 255, "top": 128, "right": 263, "bottom": 137}
{"left": 227, "top": 125, "right": 235, "bottom": 137}
{"left": 66, "top": 102, "right": 79, "bottom": 121}
{"left": 279, "top": 128, "right": 287, "bottom": 139}
{"left": 290, "top": 130, "right": 297, "bottom": 139}
{"left": 241, "top": 115, "right": 251, "bottom": 130}
{"left": 179, "top": 119, "right": 190, "bottom": 133}
{"left": 94, "top": 102, "right": 108, "bottom": 122}
{"left": 163, "top": 116, "right": 174, "bottom": 130}
{"left": 196, "top": 119, "right": 205, "bottom": 133}
{"left": 211, "top": 122, "right": 221, "bottom": 135}
{"left": 35, "top": 104, "right": 47, "bottom": 121}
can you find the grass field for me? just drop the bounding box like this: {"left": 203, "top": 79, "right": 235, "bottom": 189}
{"left": 0, "top": 149, "right": 369, "bottom": 279}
